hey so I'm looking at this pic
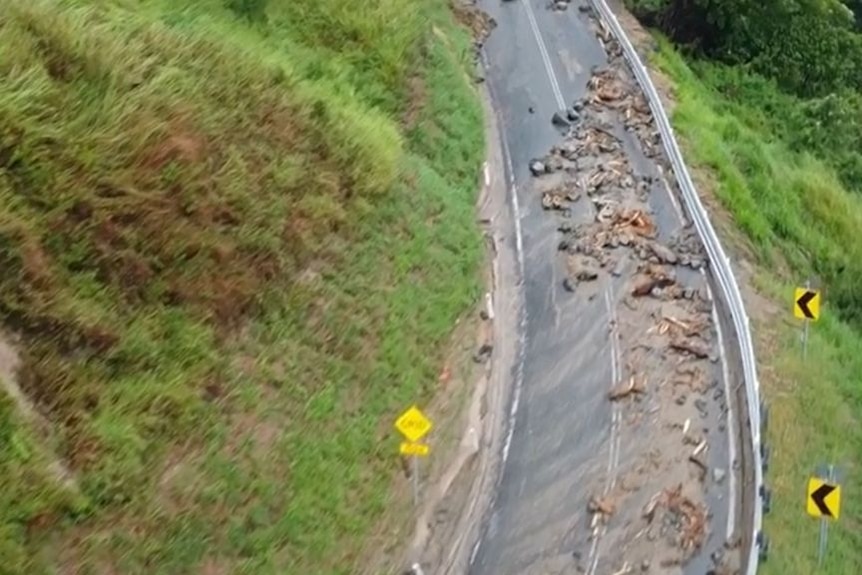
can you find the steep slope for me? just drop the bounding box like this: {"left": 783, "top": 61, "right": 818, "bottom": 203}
{"left": 0, "top": 0, "right": 484, "bottom": 572}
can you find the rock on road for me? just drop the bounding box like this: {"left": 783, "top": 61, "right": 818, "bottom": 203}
{"left": 469, "top": 1, "right": 746, "bottom": 573}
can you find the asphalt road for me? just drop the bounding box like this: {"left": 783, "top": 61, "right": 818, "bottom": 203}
{"left": 470, "top": 1, "right": 740, "bottom": 573}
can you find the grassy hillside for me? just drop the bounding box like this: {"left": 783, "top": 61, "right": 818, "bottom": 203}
{"left": 646, "top": 39, "right": 862, "bottom": 574}
{"left": 0, "top": 0, "right": 484, "bottom": 573}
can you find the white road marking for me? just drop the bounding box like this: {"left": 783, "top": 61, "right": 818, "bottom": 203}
{"left": 499, "top": 124, "right": 527, "bottom": 466}
{"left": 484, "top": 162, "right": 491, "bottom": 187}
{"left": 520, "top": 0, "right": 567, "bottom": 109}
{"left": 656, "top": 165, "right": 685, "bottom": 224}
{"left": 587, "top": 286, "right": 622, "bottom": 575}
{"left": 704, "top": 275, "right": 738, "bottom": 538}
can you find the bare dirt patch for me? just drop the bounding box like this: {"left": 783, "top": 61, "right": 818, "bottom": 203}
{"left": 451, "top": 0, "right": 497, "bottom": 44}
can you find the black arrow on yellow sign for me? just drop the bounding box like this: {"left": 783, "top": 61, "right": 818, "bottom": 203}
{"left": 811, "top": 483, "right": 836, "bottom": 517}
{"left": 795, "top": 289, "right": 819, "bottom": 320}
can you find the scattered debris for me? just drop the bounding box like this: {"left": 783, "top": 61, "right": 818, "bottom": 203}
{"left": 521, "top": 12, "right": 730, "bottom": 571}
{"left": 472, "top": 343, "right": 493, "bottom": 364}
{"left": 552, "top": 111, "right": 572, "bottom": 128}
{"left": 659, "top": 484, "right": 708, "bottom": 553}
{"left": 609, "top": 376, "right": 646, "bottom": 401}
{"left": 632, "top": 272, "right": 675, "bottom": 297}
{"left": 451, "top": 1, "right": 496, "bottom": 46}
{"left": 588, "top": 495, "right": 617, "bottom": 517}
{"left": 530, "top": 160, "right": 547, "bottom": 176}
{"left": 649, "top": 242, "right": 678, "bottom": 265}
{"left": 688, "top": 454, "right": 708, "bottom": 480}
{"left": 669, "top": 339, "right": 710, "bottom": 359}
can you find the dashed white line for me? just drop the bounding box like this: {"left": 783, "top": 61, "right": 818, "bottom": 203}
{"left": 520, "top": 0, "right": 566, "bottom": 109}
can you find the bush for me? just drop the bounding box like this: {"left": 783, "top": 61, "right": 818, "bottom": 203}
{"left": 225, "top": 0, "right": 268, "bottom": 23}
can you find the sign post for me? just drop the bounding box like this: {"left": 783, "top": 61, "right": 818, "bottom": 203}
{"left": 395, "top": 405, "right": 433, "bottom": 507}
{"left": 794, "top": 282, "right": 820, "bottom": 360}
{"left": 806, "top": 467, "right": 841, "bottom": 568}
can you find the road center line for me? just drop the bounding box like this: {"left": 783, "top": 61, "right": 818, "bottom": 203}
{"left": 520, "top": 0, "right": 566, "bottom": 109}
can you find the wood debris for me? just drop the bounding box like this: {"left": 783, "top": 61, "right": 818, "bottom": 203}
{"left": 659, "top": 484, "right": 708, "bottom": 552}
{"left": 669, "top": 338, "right": 710, "bottom": 359}
{"left": 632, "top": 274, "right": 675, "bottom": 297}
{"left": 612, "top": 208, "right": 656, "bottom": 237}
{"left": 642, "top": 491, "right": 662, "bottom": 522}
{"left": 609, "top": 376, "right": 646, "bottom": 400}
{"left": 541, "top": 191, "right": 566, "bottom": 210}
{"left": 588, "top": 495, "right": 616, "bottom": 516}
{"left": 611, "top": 563, "right": 633, "bottom": 575}
{"left": 688, "top": 454, "right": 708, "bottom": 480}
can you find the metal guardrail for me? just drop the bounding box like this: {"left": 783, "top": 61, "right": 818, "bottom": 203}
{"left": 585, "top": 1, "right": 765, "bottom": 572}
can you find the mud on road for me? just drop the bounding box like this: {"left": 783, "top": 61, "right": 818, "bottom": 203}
{"left": 521, "top": 14, "right": 744, "bottom": 575}
{"left": 379, "top": 3, "right": 749, "bottom": 574}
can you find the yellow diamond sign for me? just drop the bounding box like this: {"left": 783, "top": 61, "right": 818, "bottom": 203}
{"left": 395, "top": 405, "right": 433, "bottom": 443}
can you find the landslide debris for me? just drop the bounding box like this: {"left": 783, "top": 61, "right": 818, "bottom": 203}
{"left": 525, "top": 11, "right": 740, "bottom": 574}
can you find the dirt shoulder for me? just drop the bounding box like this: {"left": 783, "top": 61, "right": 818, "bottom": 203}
{"left": 360, "top": 21, "right": 521, "bottom": 574}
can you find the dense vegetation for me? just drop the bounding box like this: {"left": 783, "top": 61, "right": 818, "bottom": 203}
{"left": 625, "top": 0, "right": 862, "bottom": 571}
{"left": 0, "top": 0, "right": 484, "bottom": 572}
{"left": 628, "top": 0, "right": 862, "bottom": 328}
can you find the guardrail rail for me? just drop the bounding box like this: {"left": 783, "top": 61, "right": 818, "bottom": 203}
{"left": 585, "top": 1, "right": 767, "bottom": 572}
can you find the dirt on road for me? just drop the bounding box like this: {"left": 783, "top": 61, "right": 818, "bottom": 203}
{"left": 364, "top": 2, "right": 749, "bottom": 574}
{"left": 520, "top": 11, "right": 744, "bottom": 574}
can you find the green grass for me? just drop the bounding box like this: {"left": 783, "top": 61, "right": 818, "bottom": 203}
{"left": 647, "top": 37, "right": 862, "bottom": 573}
{"left": 0, "top": 0, "right": 484, "bottom": 573}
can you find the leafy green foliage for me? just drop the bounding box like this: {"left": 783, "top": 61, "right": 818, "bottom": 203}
{"left": 225, "top": 0, "right": 269, "bottom": 23}
{"left": 627, "top": 0, "right": 862, "bottom": 96}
